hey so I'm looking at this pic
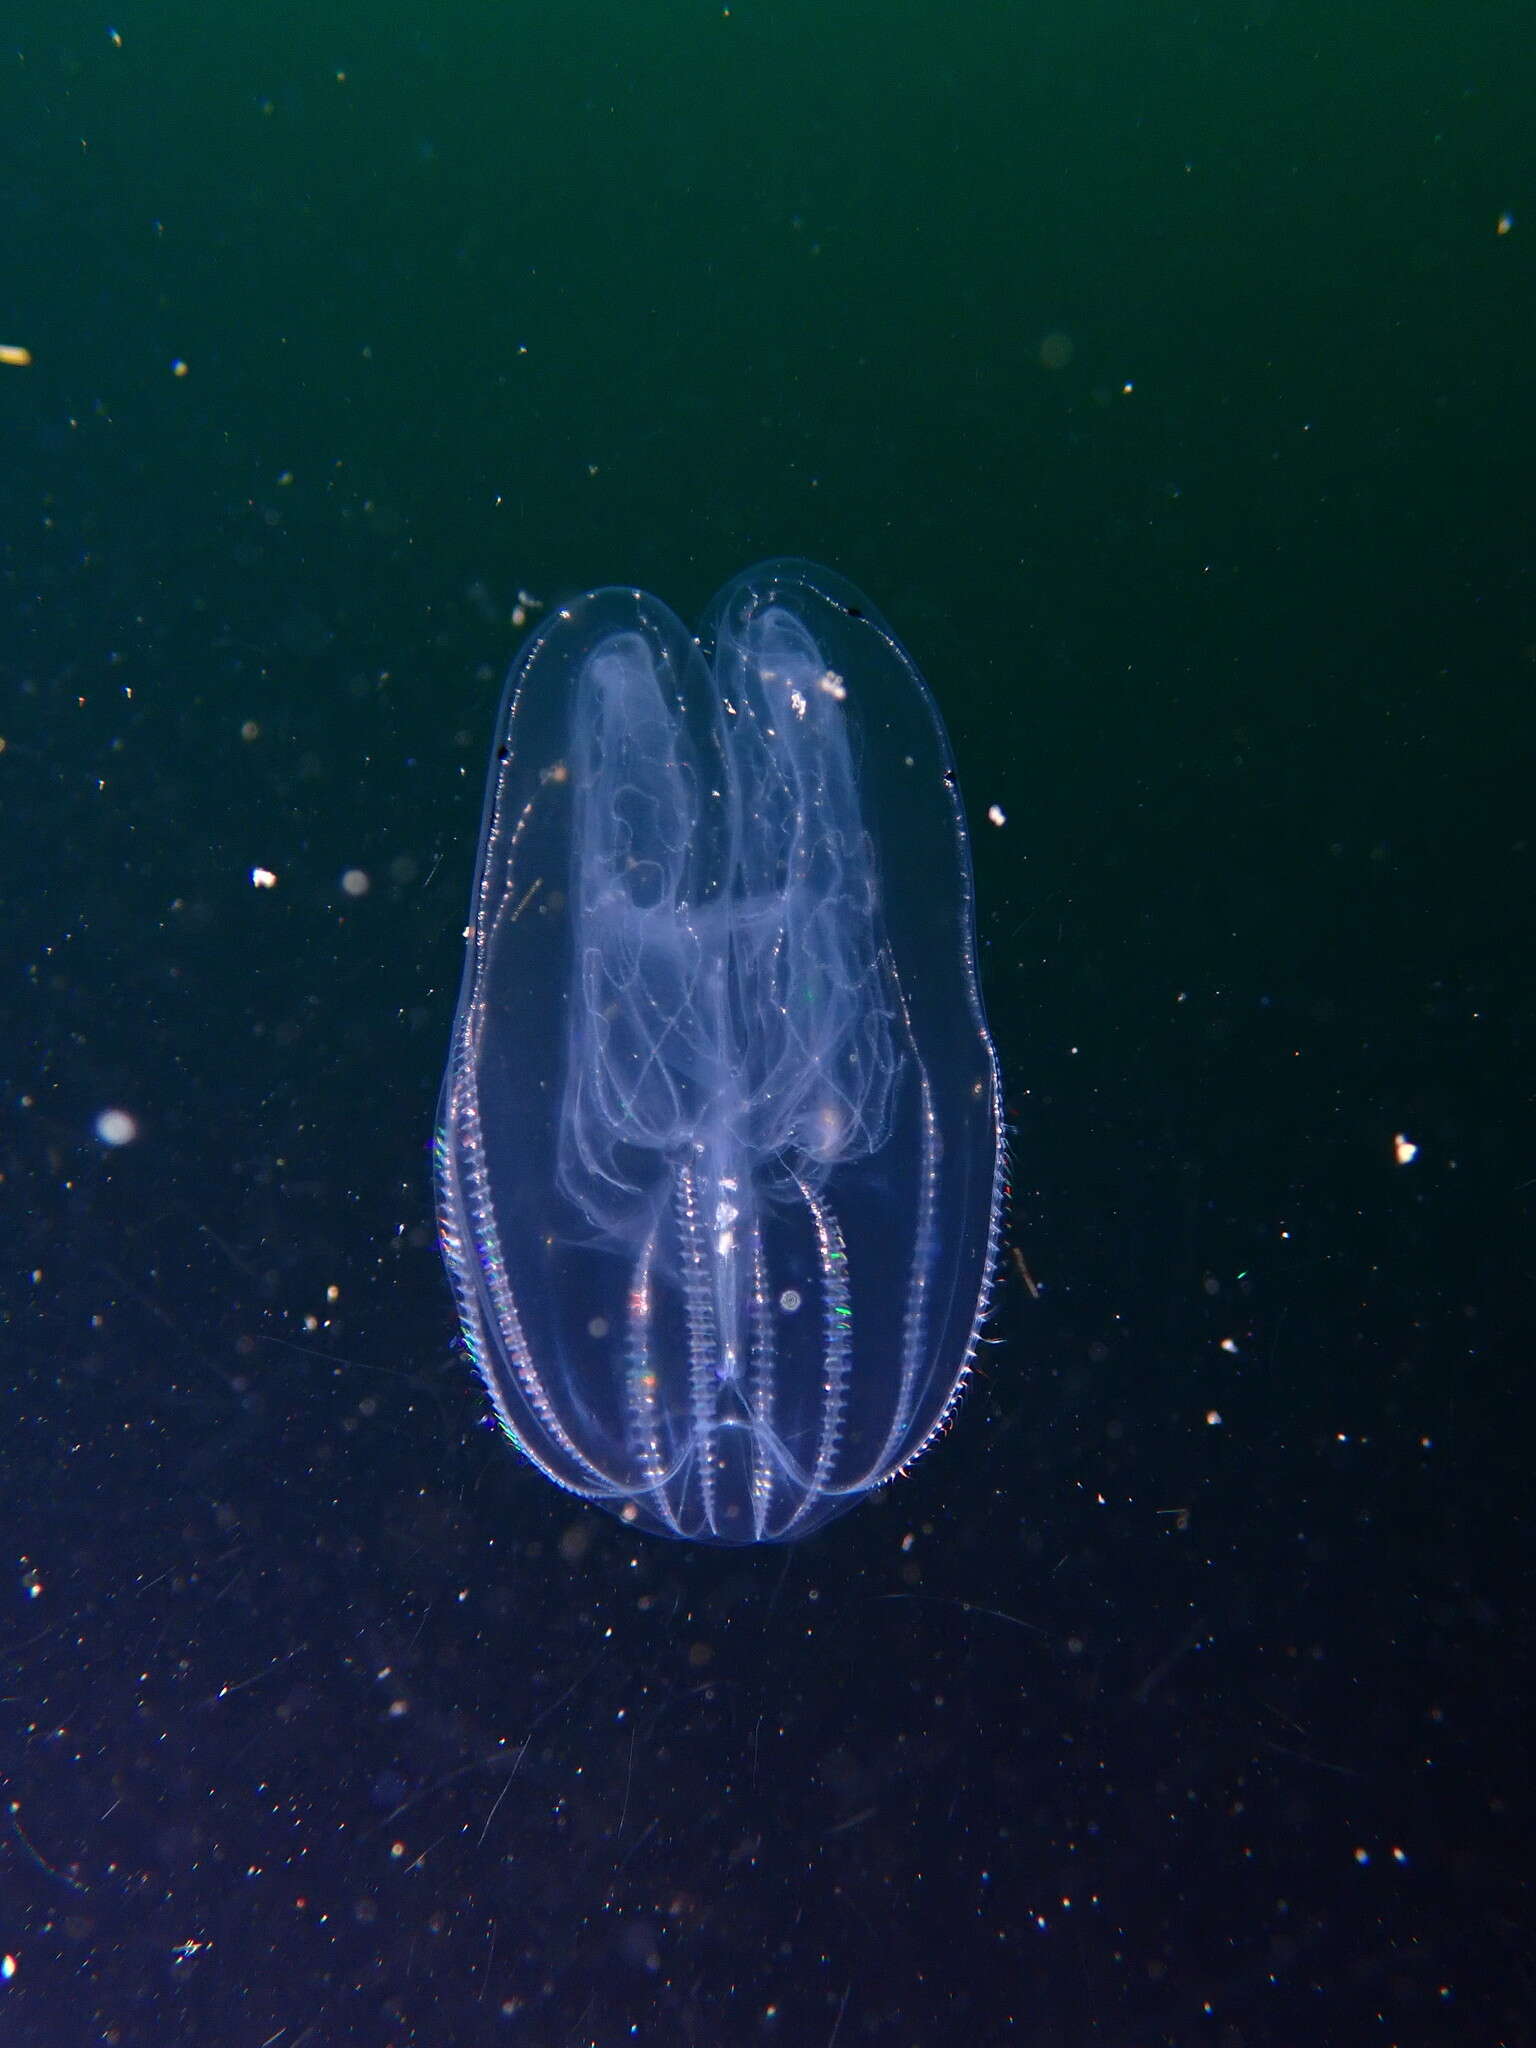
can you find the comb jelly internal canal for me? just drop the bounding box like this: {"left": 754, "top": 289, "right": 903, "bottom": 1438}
{"left": 435, "top": 560, "right": 1003, "bottom": 1543}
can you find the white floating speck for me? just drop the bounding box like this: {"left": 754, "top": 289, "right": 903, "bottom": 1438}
{"left": 1393, "top": 1132, "right": 1419, "bottom": 1166}
{"left": 340, "top": 867, "right": 370, "bottom": 898}
{"left": 987, "top": 803, "right": 1007, "bottom": 827}
{"left": 250, "top": 866, "right": 277, "bottom": 890}
{"left": 94, "top": 1107, "right": 138, "bottom": 1147}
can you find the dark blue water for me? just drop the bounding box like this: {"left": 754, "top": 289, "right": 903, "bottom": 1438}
{"left": 437, "top": 560, "right": 1003, "bottom": 1541}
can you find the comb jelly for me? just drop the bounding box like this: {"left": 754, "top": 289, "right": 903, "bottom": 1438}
{"left": 436, "top": 560, "right": 1003, "bottom": 1543}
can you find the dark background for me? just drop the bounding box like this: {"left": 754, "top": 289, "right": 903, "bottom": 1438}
{"left": 2, "top": 4, "right": 1531, "bottom": 2043}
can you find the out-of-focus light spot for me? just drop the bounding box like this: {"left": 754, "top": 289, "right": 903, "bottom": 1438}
{"left": 1205, "top": 1408, "right": 1223, "bottom": 1427}
{"left": 1039, "top": 331, "right": 1074, "bottom": 370}
{"left": 171, "top": 359, "right": 189, "bottom": 378}
{"left": 95, "top": 1108, "right": 138, "bottom": 1147}
{"left": 0, "top": 344, "right": 32, "bottom": 367}
{"left": 341, "top": 867, "right": 370, "bottom": 897}
{"left": 1497, "top": 211, "right": 1514, "bottom": 235}
{"left": 1393, "top": 1132, "right": 1419, "bottom": 1165}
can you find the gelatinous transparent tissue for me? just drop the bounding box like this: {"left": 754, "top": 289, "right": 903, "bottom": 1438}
{"left": 436, "top": 559, "right": 1002, "bottom": 1543}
